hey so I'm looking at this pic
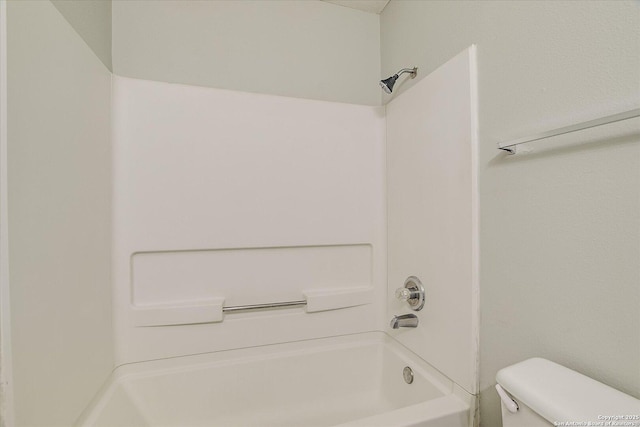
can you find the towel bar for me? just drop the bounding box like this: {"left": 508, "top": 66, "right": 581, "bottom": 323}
{"left": 222, "top": 300, "right": 307, "bottom": 313}
{"left": 497, "top": 107, "right": 640, "bottom": 154}
{"left": 132, "top": 286, "right": 373, "bottom": 327}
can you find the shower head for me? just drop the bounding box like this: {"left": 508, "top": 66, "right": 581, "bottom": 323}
{"left": 379, "top": 76, "right": 397, "bottom": 94}
{"left": 379, "top": 67, "right": 417, "bottom": 94}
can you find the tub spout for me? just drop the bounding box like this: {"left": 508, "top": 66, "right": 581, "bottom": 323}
{"left": 390, "top": 314, "right": 419, "bottom": 329}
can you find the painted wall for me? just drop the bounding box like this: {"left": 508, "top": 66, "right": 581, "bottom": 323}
{"left": 111, "top": 77, "right": 386, "bottom": 365}
{"left": 7, "top": 1, "right": 113, "bottom": 425}
{"left": 51, "top": 0, "right": 112, "bottom": 70}
{"left": 111, "top": 0, "right": 381, "bottom": 106}
{"left": 381, "top": 1, "right": 640, "bottom": 426}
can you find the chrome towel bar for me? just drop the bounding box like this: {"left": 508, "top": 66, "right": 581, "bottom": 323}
{"left": 132, "top": 287, "right": 374, "bottom": 327}
{"left": 497, "top": 107, "right": 640, "bottom": 154}
{"left": 222, "top": 300, "right": 307, "bottom": 313}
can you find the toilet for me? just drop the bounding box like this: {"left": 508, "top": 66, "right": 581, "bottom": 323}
{"left": 496, "top": 358, "right": 640, "bottom": 427}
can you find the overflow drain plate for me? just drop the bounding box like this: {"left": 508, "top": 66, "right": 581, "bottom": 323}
{"left": 403, "top": 366, "right": 414, "bottom": 384}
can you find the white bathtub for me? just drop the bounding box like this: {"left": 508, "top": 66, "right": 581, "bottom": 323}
{"left": 77, "top": 332, "right": 473, "bottom": 427}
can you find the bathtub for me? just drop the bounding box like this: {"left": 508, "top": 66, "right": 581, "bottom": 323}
{"left": 77, "top": 332, "right": 473, "bottom": 427}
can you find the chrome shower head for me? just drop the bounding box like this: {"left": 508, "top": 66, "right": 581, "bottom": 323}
{"left": 379, "top": 67, "right": 417, "bottom": 94}
{"left": 379, "top": 75, "right": 397, "bottom": 94}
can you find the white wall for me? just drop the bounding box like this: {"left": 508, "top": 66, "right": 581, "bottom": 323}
{"left": 7, "top": 1, "right": 113, "bottom": 425}
{"left": 112, "top": 0, "right": 381, "bottom": 106}
{"left": 0, "top": 1, "right": 13, "bottom": 424}
{"left": 51, "top": 0, "right": 112, "bottom": 70}
{"left": 381, "top": 1, "right": 640, "bottom": 426}
{"left": 112, "top": 77, "right": 386, "bottom": 365}
{"left": 386, "top": 47, "right": 478, "bottom": 397}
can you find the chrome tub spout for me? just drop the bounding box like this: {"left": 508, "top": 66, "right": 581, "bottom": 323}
{"left": 390, "top": 314, "right": 419, "bottom": 329}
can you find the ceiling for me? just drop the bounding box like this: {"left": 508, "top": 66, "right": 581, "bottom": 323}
{"left": 322, "top": 0, "right": 390, "bottom": 15}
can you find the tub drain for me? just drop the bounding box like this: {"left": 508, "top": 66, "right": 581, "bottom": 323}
{"left": 403, "top": 366, "right": 414, "bottom": 384}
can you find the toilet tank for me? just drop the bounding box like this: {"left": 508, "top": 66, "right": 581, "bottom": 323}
{"left": 496, "top": 358, "right": 640, "bottom": 427}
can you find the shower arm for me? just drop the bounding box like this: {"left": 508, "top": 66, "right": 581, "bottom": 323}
{"left": 394, "top": 67, "right": 417, "bottom": 78}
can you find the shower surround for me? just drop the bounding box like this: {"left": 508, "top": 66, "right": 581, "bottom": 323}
{"left": 77, "top": 47, "right": 479, "bottom": 425}
{"left": 110, "top": 75, "right": 387, "bottom": 364}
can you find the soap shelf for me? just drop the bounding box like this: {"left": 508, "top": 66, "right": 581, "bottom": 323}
{"left": 132, "top": 286, "right": 373, "bottom": 327}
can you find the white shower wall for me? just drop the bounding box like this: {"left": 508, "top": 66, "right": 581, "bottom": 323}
{"left": 111, "top": 77, "right": 387, "bottom": 364}
{"left": 110, "top": 49, "right": 479, "bottom": 404}
{"left": 386, "top": 47, "right": 478, "bottom": 396}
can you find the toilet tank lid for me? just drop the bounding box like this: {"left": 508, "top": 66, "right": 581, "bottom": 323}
{"left": 496, "top": 358, "right": 640, "bottom": 424}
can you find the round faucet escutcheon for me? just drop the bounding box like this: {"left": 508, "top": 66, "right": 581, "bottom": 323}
{"left": 394, "top": 276, "right": 425, "bottom": 311}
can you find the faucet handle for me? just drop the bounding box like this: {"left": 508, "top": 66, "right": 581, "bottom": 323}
{"left": 395, "top": 276, "right": 425, "bottom": 311}
{"left": 395, "top": 287, "right": 412, "bottom": 301}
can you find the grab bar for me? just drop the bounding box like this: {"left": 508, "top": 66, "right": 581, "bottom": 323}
{"left": 222, "top": 300, "right": 307, "bottom": 313}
